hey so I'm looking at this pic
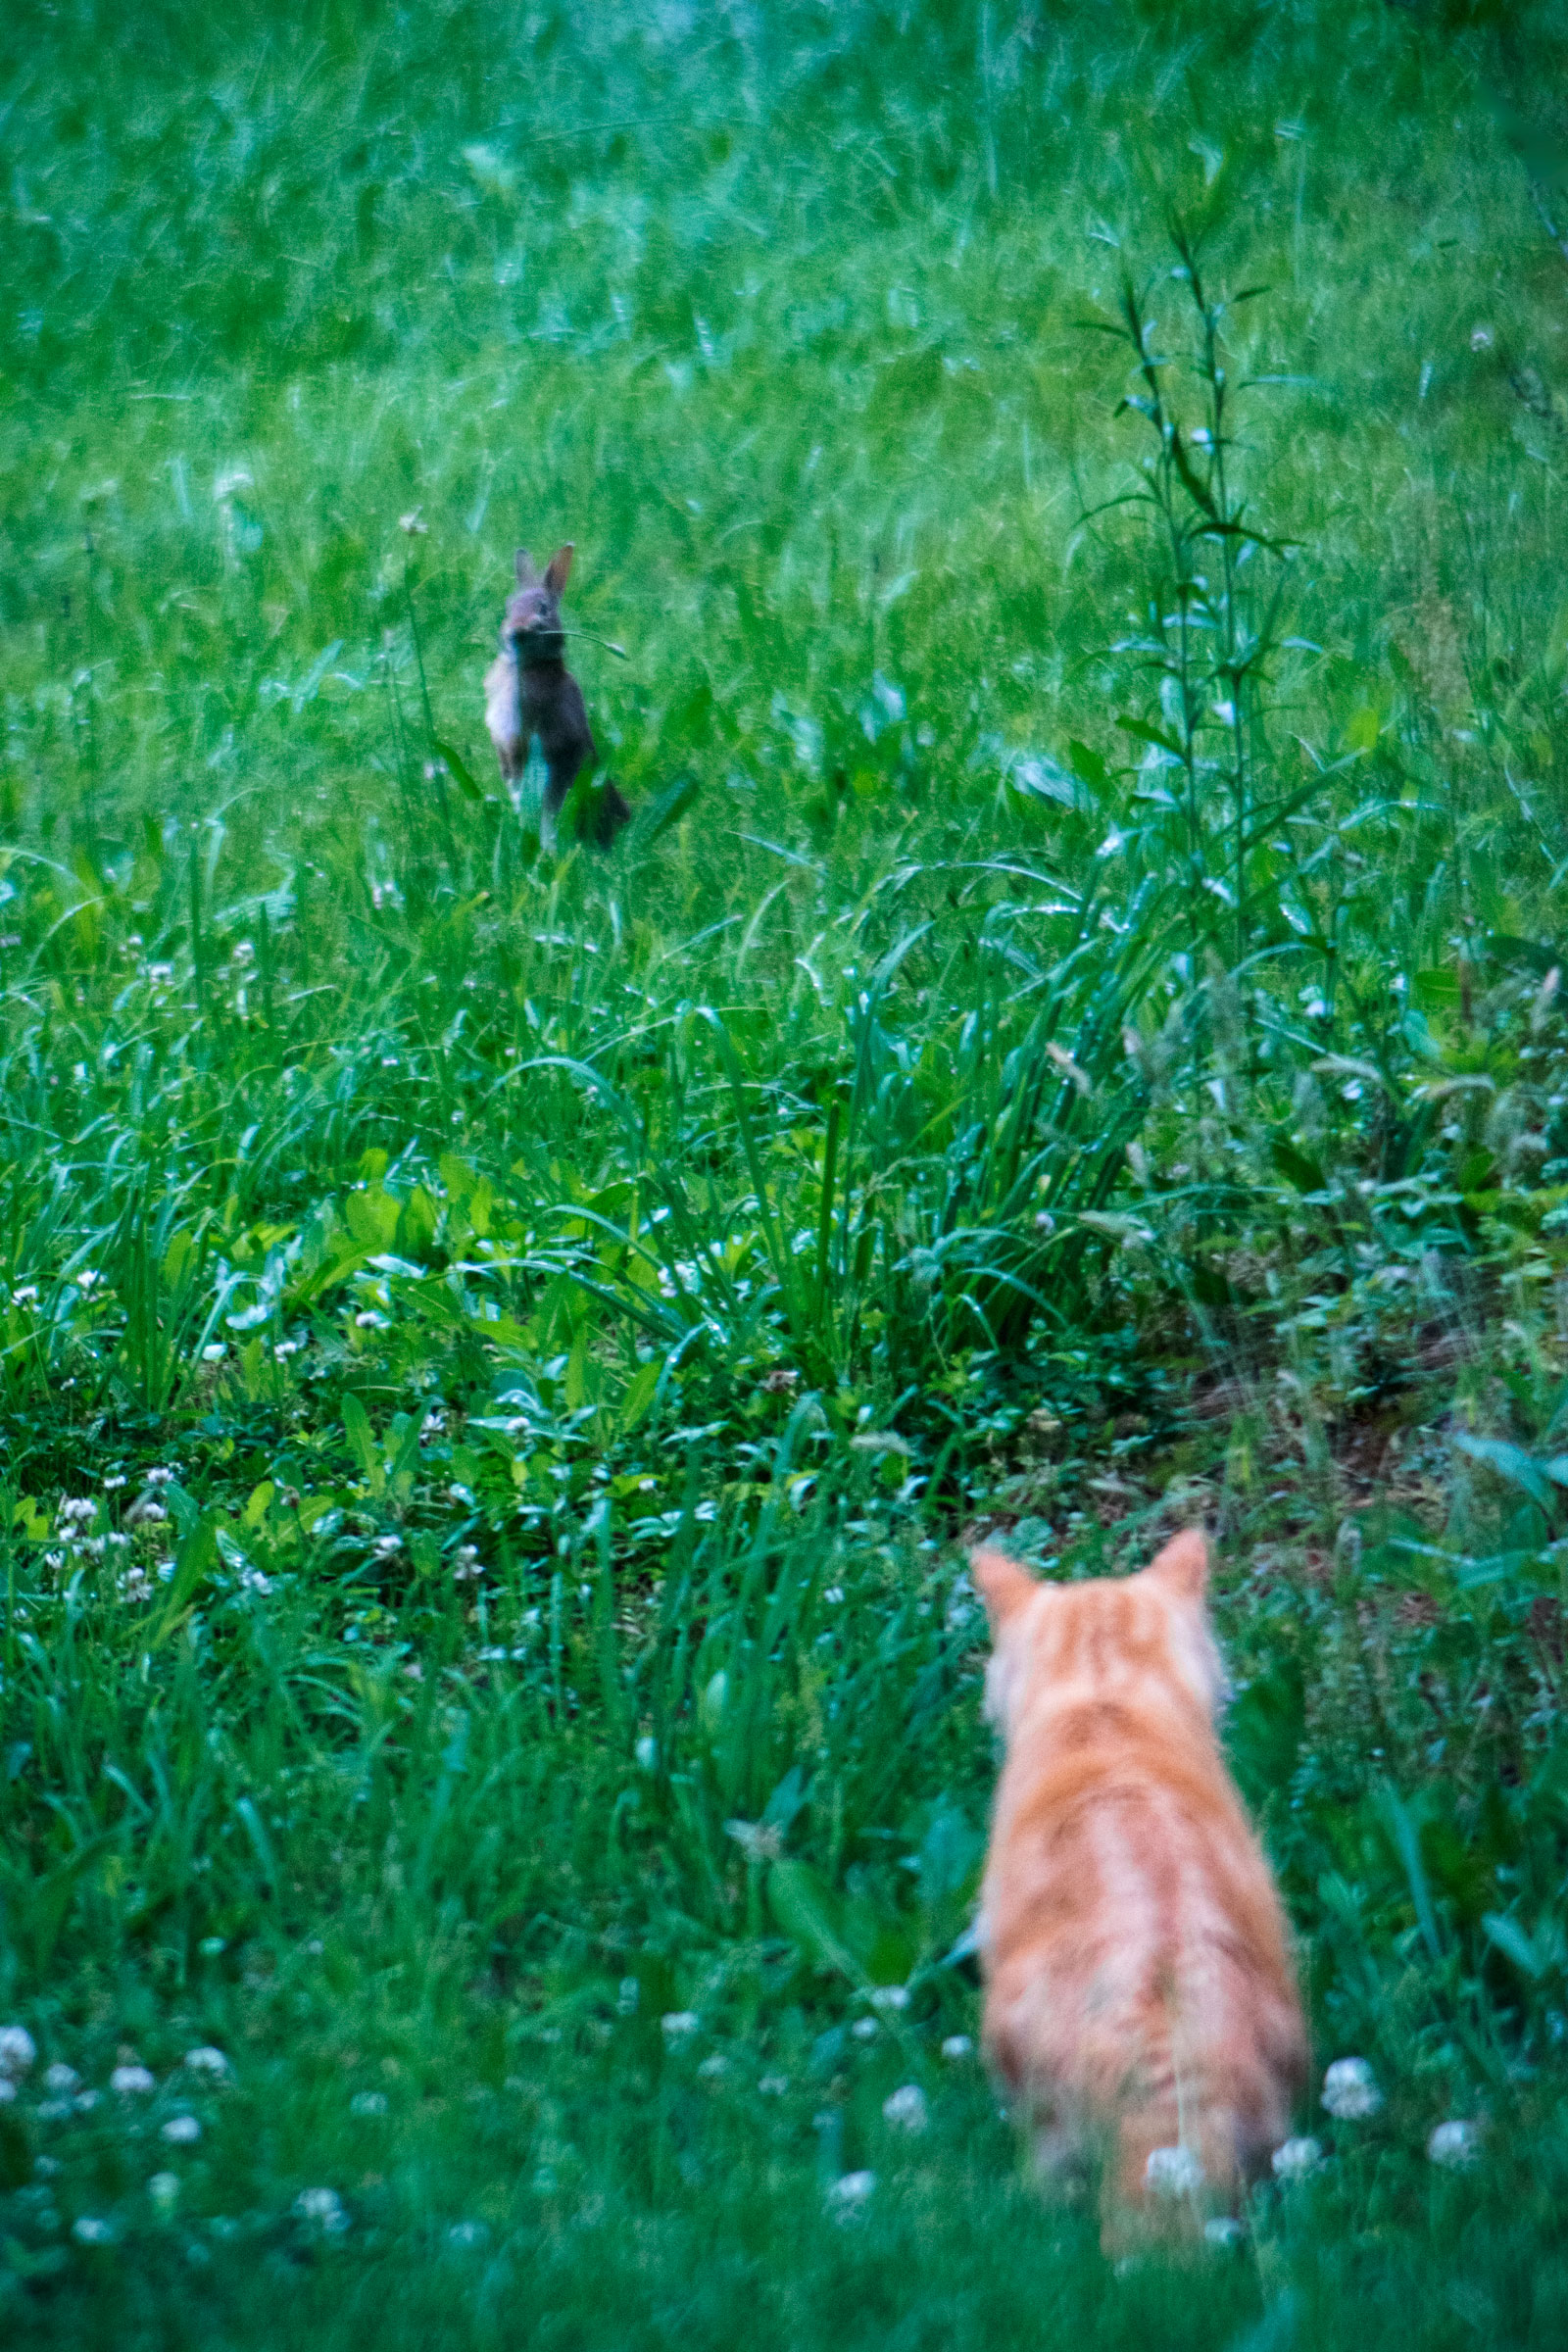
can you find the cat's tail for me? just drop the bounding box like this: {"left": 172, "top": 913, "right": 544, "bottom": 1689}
{"left": 1112, "top": 2053, "right": 1295, "bottom": 2235}
{"left": 1114, "top": 2103, "right": 1246, "bottom": 2216}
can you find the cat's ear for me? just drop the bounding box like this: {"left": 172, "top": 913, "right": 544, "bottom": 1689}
{"left": 543, "top": 543, "right": 575, "bottom": 595}
{"left": 514, "top": 549, "right": 538, "bottom": 586}
{"left": 1148, "top": 1527, "right": 1208, "bottom": 1601}
{"left": 971, "top": 1546, "right": 1037, "bottom": 1631}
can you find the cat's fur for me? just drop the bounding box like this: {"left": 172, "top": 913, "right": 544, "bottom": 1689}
{"left": 483, "top": 544, "right": 630, "bottom": 849}
{"left": 971, "top": 1530, "right": 1306, "bottom": 2233}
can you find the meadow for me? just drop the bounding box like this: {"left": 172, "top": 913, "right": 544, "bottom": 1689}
{"left": 3, "top": 0, "right": 1568, "bottom": 2340}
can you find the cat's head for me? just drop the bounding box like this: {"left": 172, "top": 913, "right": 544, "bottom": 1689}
{"left": 502, "top": 545, "right": 573, "bottom": 658}
{"left": 970, "top": 1529, "right": 1225, "bottom": 1740}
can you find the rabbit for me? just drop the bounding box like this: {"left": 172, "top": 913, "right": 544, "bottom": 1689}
{"left": 482, "top": 543, "right": 631, "bottom": 850}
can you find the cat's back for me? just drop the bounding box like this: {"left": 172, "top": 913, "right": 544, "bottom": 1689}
{"left": 987, "top": 1684, "right": 1297, "bottom": 2053}
{"left": 973, "top": 1539, "right": 1306, "bottom": 2200}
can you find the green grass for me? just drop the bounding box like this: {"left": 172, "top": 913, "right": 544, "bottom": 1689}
{"left": 4, "top": 0, "right": 1568, "bottom": 2341}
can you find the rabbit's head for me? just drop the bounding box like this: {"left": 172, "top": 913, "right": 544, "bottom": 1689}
{"left": 502, "top": 545, "right": 572, "bottom": 661}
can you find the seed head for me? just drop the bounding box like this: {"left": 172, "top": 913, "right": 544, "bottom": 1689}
{"left": 1271, "top": 2135, "right": 1323, "bottom": 2181}
{"left": 827, "top": 2170, "right": 876, "bottom": 2210}
{"left": 294, "top": 2185, "right": 350, "bottom": 2233}
{"left": 1322, "top": 2057, "right": 1382, "bottom": 2120}
{"left": 0, "top": 2026, "right": 36, "bottom": 2079}
{"left": 1146, "top": 2144, "right": 1205, "bottom": 2198}
{"left": 1428, "top": 2119, "right": 1483, "bottom": 2168}
{"left": 882, "top": 2083, "right": 928, "bottom": 2133}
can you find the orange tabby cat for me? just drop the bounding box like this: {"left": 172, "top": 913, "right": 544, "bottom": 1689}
{"left": 971, "top": 1529, "right": 1306, "bottom": 2232}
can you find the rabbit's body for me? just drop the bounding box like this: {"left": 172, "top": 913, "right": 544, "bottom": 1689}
{"left": 484, "top": 544, "right": 629, "bottom": 849}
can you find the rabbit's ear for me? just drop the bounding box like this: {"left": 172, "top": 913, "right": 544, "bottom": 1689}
{"left": 543, "top": 544, "right": 575, "bottom": 595}
{"left": 514, "top": 549, "right": 537, "bottom": 586}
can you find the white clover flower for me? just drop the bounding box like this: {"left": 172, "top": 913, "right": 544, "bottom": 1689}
{"left": 161, "top": 2115, "right": 201, "bottom": 2145}
{"left": 823, "top": 1586, "right": 845, "bottom": 1605}
{"left": 1204, "top": 2216, "right": 1245, "bottom": 2249}
{"left": 1322, "top": 2058, "right": 1382, "bottom": 2121}
{"left": 661, "top": 2011, "right": 699, "bottom": 2042}
{"left": 238, "top": 1567, "right": 271, "bottom": 1595}
{"left": 851, "top": 2018, "right": 879, "bottom": 2042}
{"left": 11, "top": 1285, "right": 38, "bottom": 1307}
{"left": 421, "top": 1411, "right": 447, "bottom": 1440}
{"left": 146, "top": 1468, "right": 175, "bottom": 1488}
{"left": 74, "top": 1269, "right": 102, "bottom": 1293}
{"left": 1428, "top": 2119, "right": 1483, "bottom": 2168}
{"left": 102, "top": 1475, "right": 126, "bottom": 1492}
{"left": 294, "top": 2185, "right": 350, "bottom": 2234}
{"left": 355, "top": 1311, "right": 386, "bottom": 1330}
{"left": 273, "top": 1339, "right": 301, "bottom": 1359}
{"left": 43, "top": 2063, "right": 78, "bottom": 2095}
{"left": 372, "top": 1535, "right": 403, "bottom": 1558}
{"left": 59, "top": 1498, "right": 96, "bottom": 1528}
{"left": 350, "top": 2090, "right": 387, "bottom": 2117}
{"left": 869, "top": 1984, "right": 909, "bottom": 2014}
{"left": 1147, "top": 2144, "right": 1206, "bottom": 2197}
{"left": 1271, "top": 2135, "right": 1323, "bottom": 2181}
{"left": 827, "top": 2170, "right": 876, "bottom": 2210}
{"left": 0, "top": 2025, "right": 36, "bottom": 2079}
{"left": 148, "top": 962, "right": 174, "bottom": 986}
{"left": 203, "top": 1344, "right": 225, "bottom": 1362}
{"left": 73, "top": 2216, "right": 114, "bottom": 2245}
{"left": 941, "top": 2035, "right": 974, "bottom": 2063}
{"left": 452, "top": 1544, "right": 483, "bottom": 1582}
{"left": 882, "top": 2083, "right": 928, "bottom": 2133}
{"left": 118, "top": 1568, "right": 152, "bottom": 1603}
{"left": 758, "top": 2074, "right": 789, "bottom": 2096}
{"left": 111, "top": 2063, "right": 156, "bottom": 2096}
{"left": 148, "top": 2172, "right": 181, "bottom": 2215}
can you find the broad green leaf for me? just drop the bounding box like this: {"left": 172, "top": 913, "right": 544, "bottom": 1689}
{"left": 1483, "top": 1910, "right": 1545, "bottom": 1978}
{"left": 632, "top": 774, "right": 700, "bottom": 848}
{"left": 241, "top": 1481, "right": 273, "bottom": 1529}
{"left": 767, "top": 1858, "right": 860, "bottom": 1983}
{"left": 150, "top": 1517, "right": 219, "bottom": 1648}
{"left": 1452, "top": 1433, "right": 1552, "bottom": 1511}
{"left": 620, "top": 1358, "right": 661, "bottom": 1431}
{"left": 1272, "top": 1141, "right": 1326, "bottom": 1195}
{"left": 431, "top": 738, "right": 485, "bottom": 804}
{"left": 342, "top": 1392, "right": 382, "bottom": 1494}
